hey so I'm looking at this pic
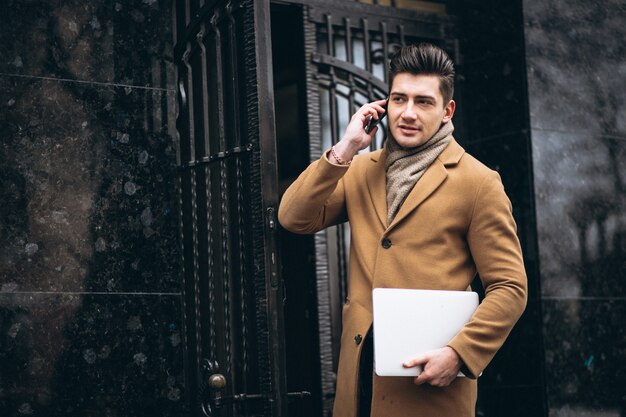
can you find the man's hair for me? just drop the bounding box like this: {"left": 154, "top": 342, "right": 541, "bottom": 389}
{"left": 388, "top": 43, "right": 455, "bottom": 104}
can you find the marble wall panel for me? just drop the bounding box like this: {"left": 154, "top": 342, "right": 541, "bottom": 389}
{"left": 0, "top": 76, "right": 181, "bottom": 293}
{"left": 0, "top": 0, "right": 174, "bottom": 89}
{"left": 460, "top": 52, "right": 529, "bottom": 142}
{"left": 0, "top": 293, "right": 185, "bottom": 417}
{"left": 543, "top": 299, "right": 626, "bottom": 416}
{"left": 0, "top": 0, "right": 185, "bottom": 415}
{"left": 477, "top": 386, "right": 546, "bottom": 417}
{"left": 524, "top": 0, "right": 626, "bottom": 134}
{"left": 530, "top": 129, "right": 626, "bottom": 299}
{"left": 450, "top": 0, "right": 529, "bottom": 143}
{"left": 450, "top": 0, "right": 526, "bottom": 56}
{"left": 523, "top": 0, "right": 626, "bottom": 415}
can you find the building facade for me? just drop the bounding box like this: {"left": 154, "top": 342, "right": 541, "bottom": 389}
{"left": 0, "top": 0, "right": 624, "bottom": 416}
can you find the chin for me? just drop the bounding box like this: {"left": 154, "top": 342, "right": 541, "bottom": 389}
{"left": 395, "top": 136, "right": 427, "bottom": 149}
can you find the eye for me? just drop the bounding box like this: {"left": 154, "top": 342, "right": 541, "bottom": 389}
{"left": 392, "top": 96, "right": 406, "bottom": 103}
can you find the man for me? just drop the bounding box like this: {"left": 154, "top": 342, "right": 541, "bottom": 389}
{"left": 278, "top": 43, "right": 527, "bottom": 417}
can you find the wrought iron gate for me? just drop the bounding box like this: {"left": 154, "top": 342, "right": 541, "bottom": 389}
{"left": 298, "top": 2, "right": 455, "bottom": 414}
{"left": 174, "top": 1, "right": 287, "bottom": 416}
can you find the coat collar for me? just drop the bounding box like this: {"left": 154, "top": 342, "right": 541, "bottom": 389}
{"left": 365, "top": 138, "right": 465, "bottom": 232}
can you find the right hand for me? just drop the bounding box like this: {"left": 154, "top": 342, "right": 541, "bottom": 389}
{"left": 330, "top": 99, "right": 387, "bottom": 164}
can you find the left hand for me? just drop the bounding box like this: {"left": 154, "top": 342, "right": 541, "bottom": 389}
{"left": 403, "top": 346, "right": 462, "bottom": 387}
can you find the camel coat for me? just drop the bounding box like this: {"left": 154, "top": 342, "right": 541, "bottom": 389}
{"left": 278, "top": 139, "right": 527, "bottom": 417}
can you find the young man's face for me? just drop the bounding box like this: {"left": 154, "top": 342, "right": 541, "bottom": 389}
{"left": 387, "top": 73, "right": 455, "bottom": 148}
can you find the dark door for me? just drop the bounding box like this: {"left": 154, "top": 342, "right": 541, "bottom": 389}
{"left": 173, "top": 1, "right": 287, "bottom": 416}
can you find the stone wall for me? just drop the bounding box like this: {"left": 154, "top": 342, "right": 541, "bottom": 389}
{"left": 524, "top": 0, "right": 626, "bottom": 416}
{"left": 0, "top": 1, "right": 185, "bottom": 416}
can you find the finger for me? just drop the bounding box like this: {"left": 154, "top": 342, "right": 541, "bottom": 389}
{"left": 359, "top": 103, "right": 385, "bottom": 117}
{"left": 416, "top": 373, "right": 453, "bottom": 388}
{"left": 361, "top": 99, "right": 386, "bottom": 108}
{"left": 403, "top": 355, "right": 428, "bottom": 368}
{"left": 354, "top": 107, "right": 378, "bottom": 123}
{"left": 369, "top": 103, "right": 387, "bottom": 114}
{"left": 414, "top": 371, "right": 430, "bottom": 386}
{"left": 436, "top": 374, "right": 455, "bottom": 387}
{"left": 363, "top": 106, "right": 382, "bottom": 119}
{"left": 438, "top": 377, "right": 453, "bottom": 387}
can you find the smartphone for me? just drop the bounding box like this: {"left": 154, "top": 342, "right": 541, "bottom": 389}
{"left": 364, "top": 99, "right": 388, "bottom": 134}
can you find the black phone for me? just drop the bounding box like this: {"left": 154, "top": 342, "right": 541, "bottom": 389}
{"left": 364, "top": 99, "right": 388, "bottom": 134}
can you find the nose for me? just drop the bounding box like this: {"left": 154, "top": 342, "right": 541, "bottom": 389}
{"left": 401, "top": 102, "right": 417, "bottom": 120}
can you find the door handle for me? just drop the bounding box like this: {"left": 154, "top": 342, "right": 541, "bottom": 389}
{"left": 208, "top": 373, "right": 227, "bottom": 390}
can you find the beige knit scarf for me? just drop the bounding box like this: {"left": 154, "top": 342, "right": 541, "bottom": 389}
{"left": 385, "top": 121, "right": 454, "bottom": 225}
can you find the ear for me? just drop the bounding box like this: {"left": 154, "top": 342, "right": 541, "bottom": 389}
{"left": 442, "top": 99, "right": 456, "bottom": 123}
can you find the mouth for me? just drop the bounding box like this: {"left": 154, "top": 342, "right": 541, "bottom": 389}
{"left": 398, "top": 124, "right": 421, "bottom": 134}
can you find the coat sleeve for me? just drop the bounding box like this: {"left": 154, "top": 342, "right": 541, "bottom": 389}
{"left": 278, "top": 151, "right": 350, "bottom": 234}
{"left": 447, "top": 170, "right": 528, "bottom": 378}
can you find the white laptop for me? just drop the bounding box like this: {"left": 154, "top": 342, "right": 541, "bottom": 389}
{"left": 372, "top": 288, "right": 479, "bottom": 377}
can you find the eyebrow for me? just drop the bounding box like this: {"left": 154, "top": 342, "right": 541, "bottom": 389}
{"left": 389, "top": 92, "right": 436, "bottom": 101}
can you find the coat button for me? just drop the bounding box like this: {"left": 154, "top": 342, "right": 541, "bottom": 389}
{"left": 354, "top": 334, "right": 363, "bottom": 345}
{"left": 381, "top": 238, "right": 392, "bottom": 249}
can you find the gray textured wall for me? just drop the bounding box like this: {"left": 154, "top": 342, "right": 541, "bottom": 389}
{"left": 524, "top": 0, "right": 626, "bottom": 415}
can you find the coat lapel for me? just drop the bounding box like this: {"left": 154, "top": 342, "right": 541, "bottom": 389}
{"left": 386, "top": 138, "right": 465, "bottom": 232}
{"left": 365, "top": 150, "right": 388, "bottom": 229}
{"left": 386, "top": 161, "right": 447, "bottom": 231}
